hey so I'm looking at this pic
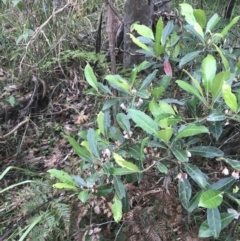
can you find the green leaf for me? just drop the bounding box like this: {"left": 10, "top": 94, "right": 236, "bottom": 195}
{"left": 222, "top": 158, "right": 240, "bottom": 170}
{"left": 131, "top": 23, "right": 154, "bottom": 40}
{"left": 139, "top": 69, "right": 158, "bottom": 90}
{"left": 112, "top": 168, "right": 137, "bottom": 175}
{"left": 113, "top": 153, "right": 140, "bottom": 172}
{"left": 207, "top": 113, "right": 226, "bottom": 122}
{"left": 67, "top": 136, "right": 93, "bottom": 162}
{"left": 149, "top": 100, "right": 161, "bottom": 117}
{"left": 128, "top": 145, "right": 141, "bottom": 160}
{"left": 84, "top": 64, "right": 98, "bottom": 91}
{"left": 221, "top": 16, "right": 240, "bottom": 38}
{"left": 102, "top": 98, "right": 118, "bottom": 111}
{"left": 113, "top": 176, "right": 126, "bottom": 199}
{"left": 87, "top": 128, "right": 99, "bottom": 158}
{"left": 160, "top": 74, "right": 171, "bottom": 89}
{"left": 159, "top": 116, "right": 171, "bottom": 129}
{"left": 213, "top": 44, "right": 229, "bottom": 71}
{"left": 166, "top": 32, "right": 180, "bottom": 48}
{"left": 171, "top": 147, "right": 189, "bottom": 162}
{"left": 211, "top": 71, "right": 230, "bottom": 103}
{"left": 176, "top": 124, "right": 209, "bottom": 140}
{"left": 157, "top": 162, "right": 168, "bottom": 174}
{"left": 209, "top": 177, "right": 236, "bottom": 192}
{"left": 48, "top": 169, "right": 77, "bottom": 186}
{"left": 221, "top": 213, "right": 235, "bottom": 229}
{"left": 72, "top": 175, "right": 87, "bottom": 187}
{"left": 86, "top": 172, "right": 102, "bottom": 187}
{"left": 7, "top": 96, "right": 18, "bottom": 107}
{"left": 130, "top": 61, "right": 148, "bottom": 86}
{"left": 122, "top": 189, "right": 130, "bottom": 212}
{"left": 19, "top": 216, "right": 43, "bottom": 241}
{"left": 104, "top": 111, "right": 111, "bottom": 136}
{"left": 178, "top": 177, "right": 192, "bottom": 210}
{"left": 198, "top": 221, "right": 213, "bottom": 238}
{"left": 188, "top": 191, "right": 203, "bottom": 212}
{"left": 207, "top": 208, "right": 221, "bottom": 238}
{"left": 183, "top": 69, "right": 204, "bottom": 98}
{"left": 179, "top": 51, "right": 200, "bottom": 68}
{"left": 209, "top": 121, "right": 222, "bottom": 141}
{"left": 155, "top": 17, "right": 164, "bottom": 44}
{"left": 81, "top": 140, "right": 90, "bottom": 153}
{"left": 167, "top": 116, "right": 182, "bottom": 126}
{"left": 109, "top": 126, "right": 124, "bottom": 142}
{"left": 78, "top": 190, "right": 90, "bottom": 203}
{"left": 105, "top": 75, "right": 130, "bottom": 91}
{"left": 206, "top": 13, "right": 221, "bottom": 33}
{"left": 222, "top": 82, "right": 238, "bottom": 113}
{"left": 129, "top": 33, "right": 150, "bottom": 52}
{"left": 184, "top": 25, "right": 204, "bottom": 43}
{"left": 136, "top": 89, "right": 150, "bottom": 99}
{"left": 199, "top": 190, "right": 223, "bottom": 208}
{"left": 152, "top": 87, "right": 164, "bottom": 99}
{"left": 202, "top": 55, "right": 216, "bottom": 95}
{"left": 158, "top": 128, "right": 173, "bottom": 145}
{"left": 116, "top": 113, "right": 130, "bottom": 131}
{"left": 194, "top": 9, "right": 206, "bottom": 28}
{"left": 159, "top": 101, "right": 175, "bottom": 115}
{"left": 128, "top": 109, "right": 158, "bottom": 136}
{"left": 229, "top": 196, "right": 240, "bottom": 205}
{"left": 111, "top": 194, "right": 122, "bottom": 223}
{"left": 194, "top": 22, "right": 204, "bottom": 38}
{"left": 98, "top": 83, "right": 113, "bottom": 95}
{"left": 161, "top": 20, "right": 174, "bottom": 45}
{"left": 95, "top": 184, "right": 113, "bottom": 196}
{"left": 53, "top": 183, "right": 78, "bottom": 191}
{"left": 140, "top": 137, "right": 148, "bottom": 165}
{"left": 176, "top": 80, "right": 205, "bottom": 103}
{"left": 97, "top": 111, "right": 105, "bottom": 136}
{"left": 0, "top": 166, "right": 39, "bottom": 181}
{"left": 199, "top": 212, "right": 233, "bottom": 238}
{"left": 180, "top": 3, "right": 196, "bottom": 26}
{"left": 184, "top": 163, "right": 210, "bottom": 189}
{"left": 188, "top": 146, "right": 224, "bottom": 158}
{"left": 0, "top": 180, "right": 35, "bottom": 194}
{"left": 153, "top": 43, "right": 164, "bottom": 57}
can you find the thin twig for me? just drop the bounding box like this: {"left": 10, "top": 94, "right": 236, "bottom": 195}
{"left": 0, "top": 117, "right": 29, "bottom": 139}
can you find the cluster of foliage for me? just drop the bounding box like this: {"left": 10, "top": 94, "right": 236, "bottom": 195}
{"left": 1, "top": 1, "right": 240, "bottom": 240}
{"left": 47, "top": 3, "right": 240, "bottom": 239}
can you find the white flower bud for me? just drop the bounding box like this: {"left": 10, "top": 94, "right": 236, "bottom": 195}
{"left": 131, "top": 88, "right": 137, "bottom": 94}
{"left": 134, "top": 98, "right": 143, "bottom": 107}
{"left": 225, "top": 120, "right": 230, "bottom": 126}
{"left": 120, "top": 103, "right": 127, "bottom": 110}
{"left": 138, "top": 98, "right": 143, "bottom": 105}
{"left": 187, "top": 150, "right": 191, "bottom": 157}
{"left": 232, "top": 171, "right": 239, "bottom": 179}
{"left": 222, "top": 167, "right": 229, "bottom": 175}
{"left": 225, "top": 109, "right": 229, "bottom": 115}
{"left": 176, "top": 173, "right": 183, "bottom": 181}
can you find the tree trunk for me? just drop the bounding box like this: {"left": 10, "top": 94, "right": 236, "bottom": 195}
{"left": 223, "top": 0, "right": 236, "bottom": 19}
{"left": 123, "top": 0, "right": 154, "bottom": 67}
{"left": 123, "top": 0, "right": 171, "bottom": 68}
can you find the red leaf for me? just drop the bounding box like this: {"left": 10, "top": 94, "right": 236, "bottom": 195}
{"left": 164, "top": 60, "right": 172, "bottom": 76}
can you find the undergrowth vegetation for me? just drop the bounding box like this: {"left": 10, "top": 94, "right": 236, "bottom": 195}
{"left": 1, "top": 0, "right": 240, "bottom": 241}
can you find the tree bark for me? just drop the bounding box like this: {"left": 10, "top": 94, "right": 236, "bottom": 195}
{"left": 123, "top": 0, "right": 171, "bottom": 68}
{"left": 223, "top": 0, "right": 236, "bottom": 19}
{"left": 123, "top": 0, "right": 154, "bottom": 67}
